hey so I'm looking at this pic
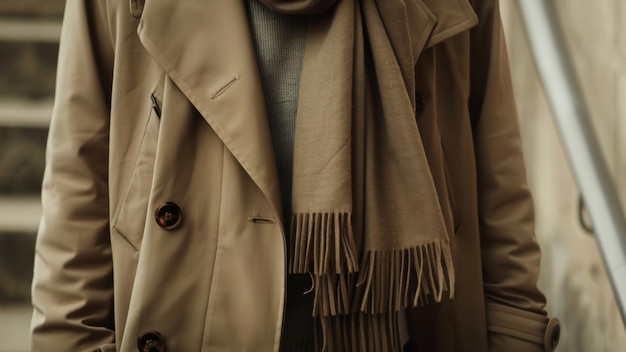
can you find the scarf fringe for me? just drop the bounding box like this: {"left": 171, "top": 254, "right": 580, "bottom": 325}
{"left": 289, "top": 212, "right": 455, "bottom": 318}
{"left": 289, "top": 212, "right": 359, "bottom": 275}
{"left": 356, "top": 240, "right": 456, "bottom": 314}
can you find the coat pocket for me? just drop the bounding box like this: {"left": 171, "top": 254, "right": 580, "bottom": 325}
{"left": 113, "top": 93, "right": 161, "bottom": 251}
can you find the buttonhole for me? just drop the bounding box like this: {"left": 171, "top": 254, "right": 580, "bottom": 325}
{"left": 248, "top": 216, "right": 276, "bottom": 224}
{"left": 150, "top": 93, "right": 162, "bottom": 119}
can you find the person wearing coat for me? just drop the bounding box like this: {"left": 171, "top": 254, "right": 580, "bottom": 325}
{"left": 31, "top": 0, "right": 560, "bottom": 351}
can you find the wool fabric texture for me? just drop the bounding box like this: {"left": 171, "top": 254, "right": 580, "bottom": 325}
{"left": 259, "top": 0, "right": 455, "bottom": 350}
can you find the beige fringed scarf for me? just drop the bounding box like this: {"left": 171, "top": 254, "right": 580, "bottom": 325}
{"left": 259, "top": 0, "right": 454, "bottom": 350}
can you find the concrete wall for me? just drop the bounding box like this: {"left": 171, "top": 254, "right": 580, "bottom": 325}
{"left": 500, "top": 2, "right": 626, "bottom": 351}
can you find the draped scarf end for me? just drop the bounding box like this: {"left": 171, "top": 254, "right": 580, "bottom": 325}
{"left": 289, "top": 212, "right": 455, "bottom": 317}
{"left": 289, "top": 211, "right": 455, "bottom": 351}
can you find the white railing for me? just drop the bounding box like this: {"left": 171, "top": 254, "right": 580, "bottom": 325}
{"left": 516, "top": 0, "right": 626, "bottom": 326}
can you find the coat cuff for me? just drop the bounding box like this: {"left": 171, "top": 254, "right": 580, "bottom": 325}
{"left": 486, "top": 302, "right": 560, "bottom": 352}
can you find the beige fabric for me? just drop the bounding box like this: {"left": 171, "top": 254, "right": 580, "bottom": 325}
{"left": 31, "top": 0, "right": 557, "bottom": 351}
{"left": 260, "top": 0, "right": 461, "bottom": 349}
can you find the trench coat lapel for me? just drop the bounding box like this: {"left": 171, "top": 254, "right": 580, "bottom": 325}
{"left": 132, "top": 0, "right": 477, "bottom": 222}
{"left": 136, "top": 0, "right": 283, "bottom": 218}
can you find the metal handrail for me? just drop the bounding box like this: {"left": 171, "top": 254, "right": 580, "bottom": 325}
{"left": 515, "top": 0, "right": 626, "bottom": 326}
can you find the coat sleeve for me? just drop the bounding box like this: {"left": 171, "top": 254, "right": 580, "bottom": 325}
{"left": 31, "top": 1, "right": 115, "bottom": 351}
{"left": 468, "top": 0, "right": 560, "bottom": 351}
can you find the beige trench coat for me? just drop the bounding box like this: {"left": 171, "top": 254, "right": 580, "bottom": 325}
{"left": 31, "top": 0, "right": 559, "bottom": 351}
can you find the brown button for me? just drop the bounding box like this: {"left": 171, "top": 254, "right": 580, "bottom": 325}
{"left": 155, "top": 202, "right": 182, "bottom": 230}
{"left": 137, "top": 330, "right": 164, "bottom": 352}
{"left": 544, "top": 317, "right": 561, "bottom": 352}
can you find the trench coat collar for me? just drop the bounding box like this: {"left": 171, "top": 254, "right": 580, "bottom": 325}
{"left": 133, "top": 0, "right": 477, "bottom": 221}
{"left": 136, "top": 0, "right": 285, "bottom": 219}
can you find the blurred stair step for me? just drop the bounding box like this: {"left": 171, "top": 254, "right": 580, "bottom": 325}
{"left": 0, "top": 18, "right": 61, "bottom": 42}
{"left": 0, "top": 304, "right": 31, "bottom": 351}
{"left": 0, "top": 99, "right": 52, "bottom": 127}
{"left": 0, "top": 0, "right": 65, "bottom": 18}
{"left": 0, "top": 197, "right": 40, "bottom": 233}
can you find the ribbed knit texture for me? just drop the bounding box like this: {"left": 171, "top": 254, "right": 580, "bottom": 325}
{"left": 247, "top": 0, "right": 305, "bottom": 221}
{"left": 246, "top": 1, "right": 315, "bottom": 351}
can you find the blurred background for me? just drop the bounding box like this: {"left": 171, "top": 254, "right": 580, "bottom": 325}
{"left": 500, "top": 1, "right": 626, "bottom": 351}
{"left": 0, "top": 1, "right": 624, "bottom": 351}
{"left": 0, "top": 1, "right": 64, "bottom": 351}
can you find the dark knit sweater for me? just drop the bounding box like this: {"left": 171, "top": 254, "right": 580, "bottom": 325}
{"left": 246, "top": 1, "right": 316, "bottom": 351}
